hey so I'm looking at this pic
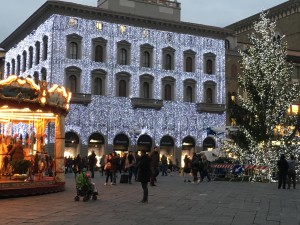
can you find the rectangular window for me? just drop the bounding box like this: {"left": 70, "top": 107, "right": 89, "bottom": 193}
{"left": 96, "top": 21, "right": 103, "bottom": 31}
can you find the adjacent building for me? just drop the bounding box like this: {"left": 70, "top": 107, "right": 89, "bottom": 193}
{"left": 0, "top": 48, "right": 5, "bottom": 80}
{"left": 226, "top": 0, "right": 300, "bottom": 122}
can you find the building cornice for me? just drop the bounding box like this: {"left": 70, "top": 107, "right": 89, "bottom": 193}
{"left": 225, "top": 49, "right": 241, "bottom": 57}
{"left": 0, "top": 0, "right": 233, "bottom": 50}
{"left": 226, "top": 0, "right": 300, "bottom": 34}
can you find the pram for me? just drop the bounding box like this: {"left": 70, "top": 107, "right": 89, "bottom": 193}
{"left": 74, "top": 172, "right": 98, "bottom": 201}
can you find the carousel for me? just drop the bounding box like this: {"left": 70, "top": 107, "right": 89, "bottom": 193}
{"left": 0, "top": 75, "right": 71, "bottom": 197}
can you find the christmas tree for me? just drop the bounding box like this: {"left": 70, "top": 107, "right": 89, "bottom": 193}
{"left": 228, "top": 12, "right": 299, "bottom": 168}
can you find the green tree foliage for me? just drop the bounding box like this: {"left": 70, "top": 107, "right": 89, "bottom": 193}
{"left": 228, "top": 12, "right": 299, "bottom": 166}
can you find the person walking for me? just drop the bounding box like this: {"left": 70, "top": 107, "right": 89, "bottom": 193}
{"left": 74, "top": 154, "right": 83, "bottom": 177}
{"left": 200, "top": 154, "right": 211, "bottom": 182}
{"left": 88, "top": 150, "right": 97, "bottom": 178}
{"left": 137, "top": 150, "right": 151, "bottom": 203}
{"left": 191, "top": 153, "right": 200, "bottom": 183}
{"left": 287, "top": 155, "right": 298, "bottom": 189}
{"left": 104, "top": 154, "right": 112, "bottom": 185}
{"left": 150, "top": 146, "right": 159, "bottom": 186}
{"left": 161, "top": 154, "right": 168, "bottom": 176}
{"left": 125, "top": 151, "right": 136, "bottom": 184}
{"left": 100, "top": 155, "right": 106, "bottom": 176}
{"left": 183, "top": 155, "right": 191, "bottom": 182}
{"left": 110, "top": 151, "right": 119, "bottom": 185}
{"left": 277, "top": 154, "right": 289, "bottom": 189}
{"left": 134, "top": 152, "right": 141, "bottom": 181}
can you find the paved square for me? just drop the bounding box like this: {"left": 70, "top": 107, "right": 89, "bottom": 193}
{"left": 0, "top": 172, "right": 299, "bottom": 225}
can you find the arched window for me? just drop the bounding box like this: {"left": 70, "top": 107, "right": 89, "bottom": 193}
{"left": 206, "top": 59, "right": 213, "bottom": 74}
{"left": 206, "top": 88, "right": 213, "bottom": 103}
{"left": 142, "top": 51, "right": 150, "bottom": 68}
{"left": 43, "top": 36, "right": 48, "bottom": 60}
{"left": 66, "top": 66, "right": 81, "bottom": 93}
{"left": 143, "top": 82, "right": 150, "bottom": 99}
{"left": 204, "top": 53, "right": 215, "bottom": 75}
{"left": 92, "top": 69, "right": 106, "bottom": 95}
{"left": 6, "top": 63, "right": 10, "bottom": 76}
{"left": 116, "top": 72, "right": 130, "bottom": 97}
{"left": 11, "top": 59, "right": 15, "bottom": 74}
{"left": 94, "top": 77, "right": 102, "bottom": 95}
{"left": 16, "top": 55, "right": 21, "bottom": 75}
{"left": 92, "top": 38, "right": 107, "bottom": 63}
{"left": 69, "top": 42, "right": 78, "bottom": 59}
{"left": 139, "top": 74, "right": 153, "bottom": 99}
{"left": 225, "top": 39, "right": 230, "bottom": 49}
{"left": 29, "top": 47, "right": 33, "bottom": 69}
{"left": 164, "top": 84, "right": 172, "bottom": 100}
{"left": 67, "top": 34, "right": 82, "bottom": 59}
{"left": 162, "top": 47, "right": 175, "bottom": 70}
{"left": 140, "top": 44, "right": 153, "bottom": 68}
{"left": 186, "top": 86, "right": 193, "bottom": 102}
{"left": 41, "top": 68, "right": 47, "bottom": 81}
{"left": 119, "top": 80, "right": 127, "bottom": 97}
{"left": 120, "top": 48, "right": 127, "bottom": 65}
{"left": 22, "top": 51, "right": 27, "bottom": 72}
{"left": 162, "top": 76, "right": 175, "bottom": 101}
{"left": 165, "top": 54, "right": 172, "bottom": 70}
{"left": 35, "top": 41, "right": 40, "bottom": 65}
{"left": 117, "top": 41, "right": 131, "bottom": 65}
{"left": 184, "top": 79, "right": 196, "bottom": 103}
{"left": 33, "top": 72, "right": 39, "bottom": 84}
{"left": 69, "top": 75, "right": 77, "bottom": 93}
{"left": 95, "top": 45, "right": 103, "bottom": 62}
{"left": 186, "top": 57, "right": 193, "bottom": 72}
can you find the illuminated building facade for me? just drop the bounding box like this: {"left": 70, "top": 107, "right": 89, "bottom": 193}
{"left": 0, "top": 0, "right": 232, "bottom": 164}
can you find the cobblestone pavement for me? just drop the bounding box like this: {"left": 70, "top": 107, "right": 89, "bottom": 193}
{"left": 0, "top": 172, "right": 299, "bottom": 225}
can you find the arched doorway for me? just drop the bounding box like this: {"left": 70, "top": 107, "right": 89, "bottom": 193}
{"left": 113, "top": 133, "right": 129, "bottom": 156}
{"left": 88, "top": 132, "right": 105, "bottom": 167}
{"left": 65, "top": 131, "right": 80, "bottom": 158}
{"left": 160, "top": 135, "right": 175, "bottom": 164}
{"left": 137, "top": 134, "right": 152, "bottom": 152}
{"left": 203, "top": 136, "right": 216, "bottom": 151}
{"left": 181, "top": 136, "right": 195, "bottom": 167}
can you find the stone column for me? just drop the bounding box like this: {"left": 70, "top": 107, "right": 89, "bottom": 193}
{"left": 54, "top": 115, "right": 65, "bottom": 182}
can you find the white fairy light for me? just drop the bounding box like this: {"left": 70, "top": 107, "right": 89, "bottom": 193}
{"left": 4, "top": 14, "right": 226, "bottom": 147}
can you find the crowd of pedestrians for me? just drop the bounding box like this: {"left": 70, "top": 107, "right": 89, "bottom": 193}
{"left": 277, "top": 154, "right": 298, "bottom": 189}
{"left": 183, "top": 153, "right": 211, "bottom": 183}
{"left": 64, "top": 149, "right": 299, "bottom": 203}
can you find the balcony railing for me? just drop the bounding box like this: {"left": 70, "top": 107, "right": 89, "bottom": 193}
{"left": 70, "top": 93, "right": 92, "bottom": 105}
{"left": 131, "top": 97, "right": 164, "bottom": 109}
{"left": 196, "top": 103, "right": 226, "bottom": 114}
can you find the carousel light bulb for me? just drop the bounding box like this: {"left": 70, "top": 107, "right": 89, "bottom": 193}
{"left": 41, "top": 97, "right": 46, "bottom": 104}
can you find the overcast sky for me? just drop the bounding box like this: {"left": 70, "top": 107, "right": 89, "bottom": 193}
{"left": 0, "top": 0, "right": 287, "bottom": 43}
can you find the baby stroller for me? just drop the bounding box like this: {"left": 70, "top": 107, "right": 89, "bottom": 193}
{"left": 74, "top": 172, "right": 98, "bottom": 201}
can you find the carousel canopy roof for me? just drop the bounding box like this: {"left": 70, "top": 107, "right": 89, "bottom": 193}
{"left": 0, "top": 75, "right": 72, "bottom": 122}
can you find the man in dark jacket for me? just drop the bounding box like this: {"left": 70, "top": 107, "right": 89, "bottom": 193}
{"left": 277, "top": 154, "right": 289, "bottom": 189}
{"left": 137, "top": 150, "right": 151, "bottom": 203}
{"left": 88, "top": 151, "right": 97, "bottom": 178}
{"left": 150, "top": 146, "right": 159, "bottom": 186}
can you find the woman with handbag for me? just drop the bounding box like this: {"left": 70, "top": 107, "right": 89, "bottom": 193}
{"left": 104, "top": 154, "right": 112, "bottom": 185}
